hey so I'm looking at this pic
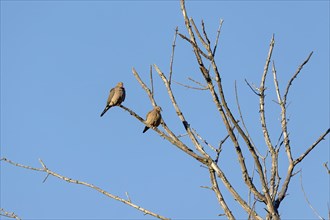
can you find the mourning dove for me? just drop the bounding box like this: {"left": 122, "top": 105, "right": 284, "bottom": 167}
{"left": 100, "top": 82, "right": 126, "bottom": 117}
{"left": 143, "top": 106, "right": 162, "bottom": 133}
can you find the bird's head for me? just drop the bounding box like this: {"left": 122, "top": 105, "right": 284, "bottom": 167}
{"left": 155, "top": 106, "right": 162, "bottom": 112}
{"left": 117, "top": 82, "right": 124, "bottom": 87}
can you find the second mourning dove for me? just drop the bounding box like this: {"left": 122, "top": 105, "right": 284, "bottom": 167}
{"left": 100, "top": 82, "right": 126, "bottom": 117}
{"left": 143, "top": 106, "right": 162, "bottom": 133}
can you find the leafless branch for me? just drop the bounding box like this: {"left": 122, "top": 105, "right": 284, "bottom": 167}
{"left": 294, "top": 128, "right": 330, "bottom": 165}
{"left": 0, "top": 208, "right": 21, "bottom": 220}
{"left": 153, "top": 64, "right": 210, "bottom": 160}
{"left": 259, "top": 35, "right": 279, "bottom": 202}
{"left": 212, "top": 19, "right": 224, "bottom": 57}
{"left": 177, "top": 133, "right": 188, "bottom": 138}
{"left": 201, "top": 20, "right": 211, "bottom": 50}
{"left": 272, "top": 61, "right": 282, "bottom": 106}
{"left": 215, "top": 133, "right": 230, "bottom": 163}
{"left": 279, "top": 52, "right": 313, "bottom": 164}
{"left": 191, "top": 128, "right": 217, "bottom": 152}
{"left": 276, "top": 128, "right": 329, "bottom": 208}
{"left": 245, "top": 79, "right": 261, "bottom": 96}
{"left": 120, "top": 104, "right": 203, "bottom": 163}
{"left": 1, "top": 157, "right": 170, "bottom": 220}
{"left": 173, "top": 80, "right": 208, "bottom": 90}
{"left": 283, "top": 51, "right": 314, "bottom": 105}
{"left": 132, "top": 67, "right": 157, "bottom": 107}
{"left": 169, "top": 26, "right": 178, "bottom": 86}
{"left": 125, "top": 192, "right": 132, "bottom": 203}
{"left": 259, "top": 34, "right": 275, "bottom": 153}
{"left": 234, "top": 81, "right": 257, "bottom": 149}
{"left": 178, "top": 32, "right": 210, "bottom": 59}
{"left": 300, "top": 172, "right": 325, "bottom": 220}
{"left": 247, "top": 200, "right": 257, "bottom": 220}
{"left": 150, "top": 65, "right": 154, "bottom": 97}
{"left": 190, "top": 18, "right": 208, "bottom": 50}
{"left": 209, "top": 168, "right": 235, "bottom": 219}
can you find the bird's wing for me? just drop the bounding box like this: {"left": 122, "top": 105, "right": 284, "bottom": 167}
{"left": 107, "top": 87, "right": 115, "bottom": 105}
{"left": 145, "top": 109, "right": 153, "bottom": 124}
{"left": 121, "top": 88, "right": 126, "bottom": 102}
{"left": 154, "top": 112, "right": 162, "bottom": 127}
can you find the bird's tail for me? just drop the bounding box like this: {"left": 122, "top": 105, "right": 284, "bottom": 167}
{"left": 100, "top": 106, "right": 111, "bottom": 117}
{"left": 142, "top": 126, "right": 150, "bottom": 133}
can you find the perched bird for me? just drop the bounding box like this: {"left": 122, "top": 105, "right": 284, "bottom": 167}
{"left": 143, "top": 106, "right": 162, "bottom": 133}
{"left": 100, "top": 82, "right": 126, "bottom": 117}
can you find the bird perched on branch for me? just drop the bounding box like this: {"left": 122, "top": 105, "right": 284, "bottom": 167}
{"left": 100, "top": 82, "right": 126, "bottom": 117}
{"left": 143, "top": 106, "right": 162, "bottom": 133}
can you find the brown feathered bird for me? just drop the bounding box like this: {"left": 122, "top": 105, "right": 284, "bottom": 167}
{"left": 100, "top": 82, "right": 126, "bottom": 117}
{"left": 143, "top": 106, "right": 162, "bottom": 133}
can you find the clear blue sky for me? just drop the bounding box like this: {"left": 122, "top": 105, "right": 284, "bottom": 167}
{"left": 1, "top": 1, "right": 329, "bottom": 219}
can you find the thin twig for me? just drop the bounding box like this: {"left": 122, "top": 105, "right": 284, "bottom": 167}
{"left": 300, "top": 172, "right": 325, "bottom": 220}
{"left": 234, "top": 81, "right": 257, "bottom": 149}
{"left": 272, "top": 61, "right": 282, "bottom": 106}
{"left": 201, "top": 20, "right": 211, "bottom": 50}
{"left": 190, "top": 18, "right": 208, "bottom": 49}
{"left": 177, "top": 133, "right": 188, "bottom": 138}
{"left": 294, "top": 128, "right": 330, "bottom": 165}
{"left": 245, "top": 79, "right": 261, "bottom": 96}
{"left": 212, "top": 19, "right": 224, "bottom": 57}
{"left": 188, "top": 77, "right": 207, "bottom": 87}
{"left": 125, "top": 192, "right": 132, "bottom": 203}
{"left": 215, "top": 133, "right": 230, "bottom": 163}
{"left": 191, "top": 128, "right": 217, "bottom": 152}
{"left": 178, "top": 32, "right": 210, "bottom": 59}
{"left": 283, "top": 52, "right": 314, "bottom": 105}
{"left": 169, "top": 27, "right": 178, "bottom": 86}
{"left": 247, "top": 200, "right": 257, "bottom": 220}
{"left": 173, "top": 80, "right": 208, "bottom": 90}
{"left": 132, "top": 67, "right": 157, "bottom": 107}
{"left": 150, "top": 65, "right": 154, "bottom": 97}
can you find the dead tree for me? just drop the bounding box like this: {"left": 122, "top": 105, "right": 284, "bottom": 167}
{"left": 1, "top": 0, "right": 329, "bottom": 219}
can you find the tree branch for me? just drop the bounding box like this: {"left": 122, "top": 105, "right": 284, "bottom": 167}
{"left": 294, "top": 128, "right": 330, "bottom": 165}
{"left": 209, "top": 168, "right": 235, "bottom": 219}
{"left": 1, "top": 157, "right": 170, "bottom": 220}
{"left": 275, "top": 128, "right": 329, "bottom": 208}
{"left": 153, "top": 64, "right": 210, "bottom": 161}
{"left": 0, "top": 208, "right": 21, "bottom": 220}
{"left": 119, "top": 104, "right": 204, "bottom": 163}
{"left": 169, "top": 27, "right": 178, "bottom": 86}
{"left": 300, "top": 172, "right": 325, "bottom": 220}
{"left": 212, "top": 19, "right": 224, "bottom": 57}
{"left": 283, "top": 51, "right": 313, "bottom": 105}
{"left": 132, "top": 67, "right": 157, "bottom": 107}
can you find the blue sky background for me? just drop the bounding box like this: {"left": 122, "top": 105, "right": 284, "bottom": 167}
{"left": 1, "top": 0, "right": 329, "bottom": 219}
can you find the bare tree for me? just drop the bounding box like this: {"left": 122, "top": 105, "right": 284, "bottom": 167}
{"left": 1, "top": 0, "right": 329, "bottom": 219}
